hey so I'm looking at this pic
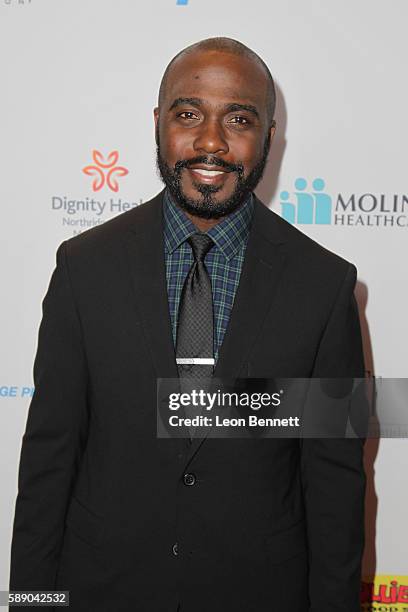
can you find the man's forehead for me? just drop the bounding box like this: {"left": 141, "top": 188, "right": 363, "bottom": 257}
{"left": 165, "top": 50, "right": 267, "bottom": 94}
{"left": 168, "top": 92, "right": 259, "bottom": 107}
{"left": 164, "top": 53, "right": 267, "bottom": 108}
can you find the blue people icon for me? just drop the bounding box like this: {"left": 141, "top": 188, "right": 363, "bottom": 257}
{"left": 294, "top": 178, "right": 314, "bottom": 224}
{"left": 280, "top": 190, "right": 295, "bottom": 224}
{"left": 312, "top": 178, "right": 331, "bottom": 224}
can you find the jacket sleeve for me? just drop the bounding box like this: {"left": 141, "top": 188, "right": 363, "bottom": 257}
{"left": 301, "top": 263, "right": 366, "bottom": 612}
{"left": 9, "top": 240, "right": 89, "bottom": 590}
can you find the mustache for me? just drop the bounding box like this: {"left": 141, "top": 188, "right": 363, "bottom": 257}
{"left": 174, "top": 156, "right": 244, "bottom": 175}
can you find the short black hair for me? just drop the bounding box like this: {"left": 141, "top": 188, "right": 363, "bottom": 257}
{"left": 158, "top": 37, "right": 276, "bottom": 128}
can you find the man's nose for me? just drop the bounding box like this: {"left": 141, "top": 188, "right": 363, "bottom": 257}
{"left": 193, "top": 118, "right": 229, "bottom": 155}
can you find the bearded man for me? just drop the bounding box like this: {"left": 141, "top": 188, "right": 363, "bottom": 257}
{"left": 10, "top": 37, "right": 366, "bottom": 612}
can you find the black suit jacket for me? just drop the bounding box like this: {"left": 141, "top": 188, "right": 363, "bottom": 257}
{"left": 10, "top": 189, "right": 366, "bottom": 612}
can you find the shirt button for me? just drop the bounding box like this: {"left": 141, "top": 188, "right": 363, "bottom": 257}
{"left": 172, "top": 543, "right": 178, "bottom": 556}
{"left": 183, "top": 473, "right": 196, "bottom": 486}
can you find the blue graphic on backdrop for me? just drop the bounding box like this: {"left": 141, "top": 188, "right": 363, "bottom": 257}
{"left": 280, "top": 178, "right": 332, "bottom": 225}
{"left": 0, "top": 385, "right": 34, "bottom": 398}
{"left": 176, "top": 0, "right": 188, "bottom": 4}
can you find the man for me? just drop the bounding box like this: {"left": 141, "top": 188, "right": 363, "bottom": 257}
{"left": 10, "top": 38, "right": 366, "bottom": 611}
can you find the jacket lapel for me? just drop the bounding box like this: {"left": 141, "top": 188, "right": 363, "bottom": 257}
{"left": 214, "top": 196, "right": 287, "bottom": 378}
{"left": 123, "top": 189, "right": 178, "bottom": 379}
{"left": 123, "top": 190, "right": 192, "bottom": 450}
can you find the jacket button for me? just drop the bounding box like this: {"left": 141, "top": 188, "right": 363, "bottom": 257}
{"left": 183, "top": 473, "right": 196, "bottom": 486}
{"left": 172, "top": 543, "right": 178, "bottom": 556}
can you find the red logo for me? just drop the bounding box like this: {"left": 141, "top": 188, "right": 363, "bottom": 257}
{"left": 83, "top": 150, "right": 129, "bottom": 192}
{"left": 361, "top": 577, "right": 408, "bottom": 606}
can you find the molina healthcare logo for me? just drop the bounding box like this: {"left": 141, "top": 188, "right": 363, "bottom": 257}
{"left": 281, "top": 178, "right": 331, "bottom": 225}
{"left": 280, "top": 177, "right": 408, "bottom": 228}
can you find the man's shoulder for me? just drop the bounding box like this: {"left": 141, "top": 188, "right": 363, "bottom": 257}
{"left": 61, "top": 189, "right": 164, "bottom": 259}
{"left": 253, "top": 195, "right": 354, "bottom": 278}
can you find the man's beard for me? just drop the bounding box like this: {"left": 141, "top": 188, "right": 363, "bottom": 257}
{"left": 155, "top": 129, "right": 271, "bottom": 219}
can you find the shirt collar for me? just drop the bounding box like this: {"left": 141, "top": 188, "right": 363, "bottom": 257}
{"left": 163, "top": 188, "right": 254, "bottom": 260}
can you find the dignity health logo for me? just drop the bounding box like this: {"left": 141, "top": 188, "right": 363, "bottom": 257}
{"left": 82, "top": 150, "right": 129, "bottom": 193}
{"left": 280, "top": 177, "right": 408, "bottom": 228}
{"left": 51, "top": 149, "right": 141, "bottom": 236}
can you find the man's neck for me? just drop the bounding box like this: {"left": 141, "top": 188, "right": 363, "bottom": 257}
{"left": 184, "top": 212, "right": 224, "bottom": 232}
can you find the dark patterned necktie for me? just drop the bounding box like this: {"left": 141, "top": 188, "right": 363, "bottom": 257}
{"left": 176, "top": 232, "right": 215, "bottom": 380}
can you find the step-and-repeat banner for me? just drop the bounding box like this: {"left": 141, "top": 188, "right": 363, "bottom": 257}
{"left": 1, "top": 1, "right": 407, "bottom": 608}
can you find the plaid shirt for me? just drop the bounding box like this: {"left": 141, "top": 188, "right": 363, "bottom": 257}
{"left": 163, "top": 188, "right": 254, "bottom": 362}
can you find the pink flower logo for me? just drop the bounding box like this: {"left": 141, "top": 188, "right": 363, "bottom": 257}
{"left": 82, "top": 150, "right": 129, "bottom": 192}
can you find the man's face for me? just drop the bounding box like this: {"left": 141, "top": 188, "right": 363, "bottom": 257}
{"left": 154, "top": 50, "right": 275, "bottom": 219}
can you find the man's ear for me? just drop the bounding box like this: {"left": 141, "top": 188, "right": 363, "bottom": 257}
{"left": 154, "top": 107, "right": 159, "bottom": 145}
{"left": 269, "top": 120, "right": 276, "bottom": 144}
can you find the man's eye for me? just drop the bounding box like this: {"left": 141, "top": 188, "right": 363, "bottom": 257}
{"left": 178, "top": 111, "right": 198, "bottom": 120}
{"left": 228, "top": 116, "right": 250, "bottom": 125}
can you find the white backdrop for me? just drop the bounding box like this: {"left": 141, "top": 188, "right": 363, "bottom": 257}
{"left": 1, "top": 0, "right": 407, "bottom": 606}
